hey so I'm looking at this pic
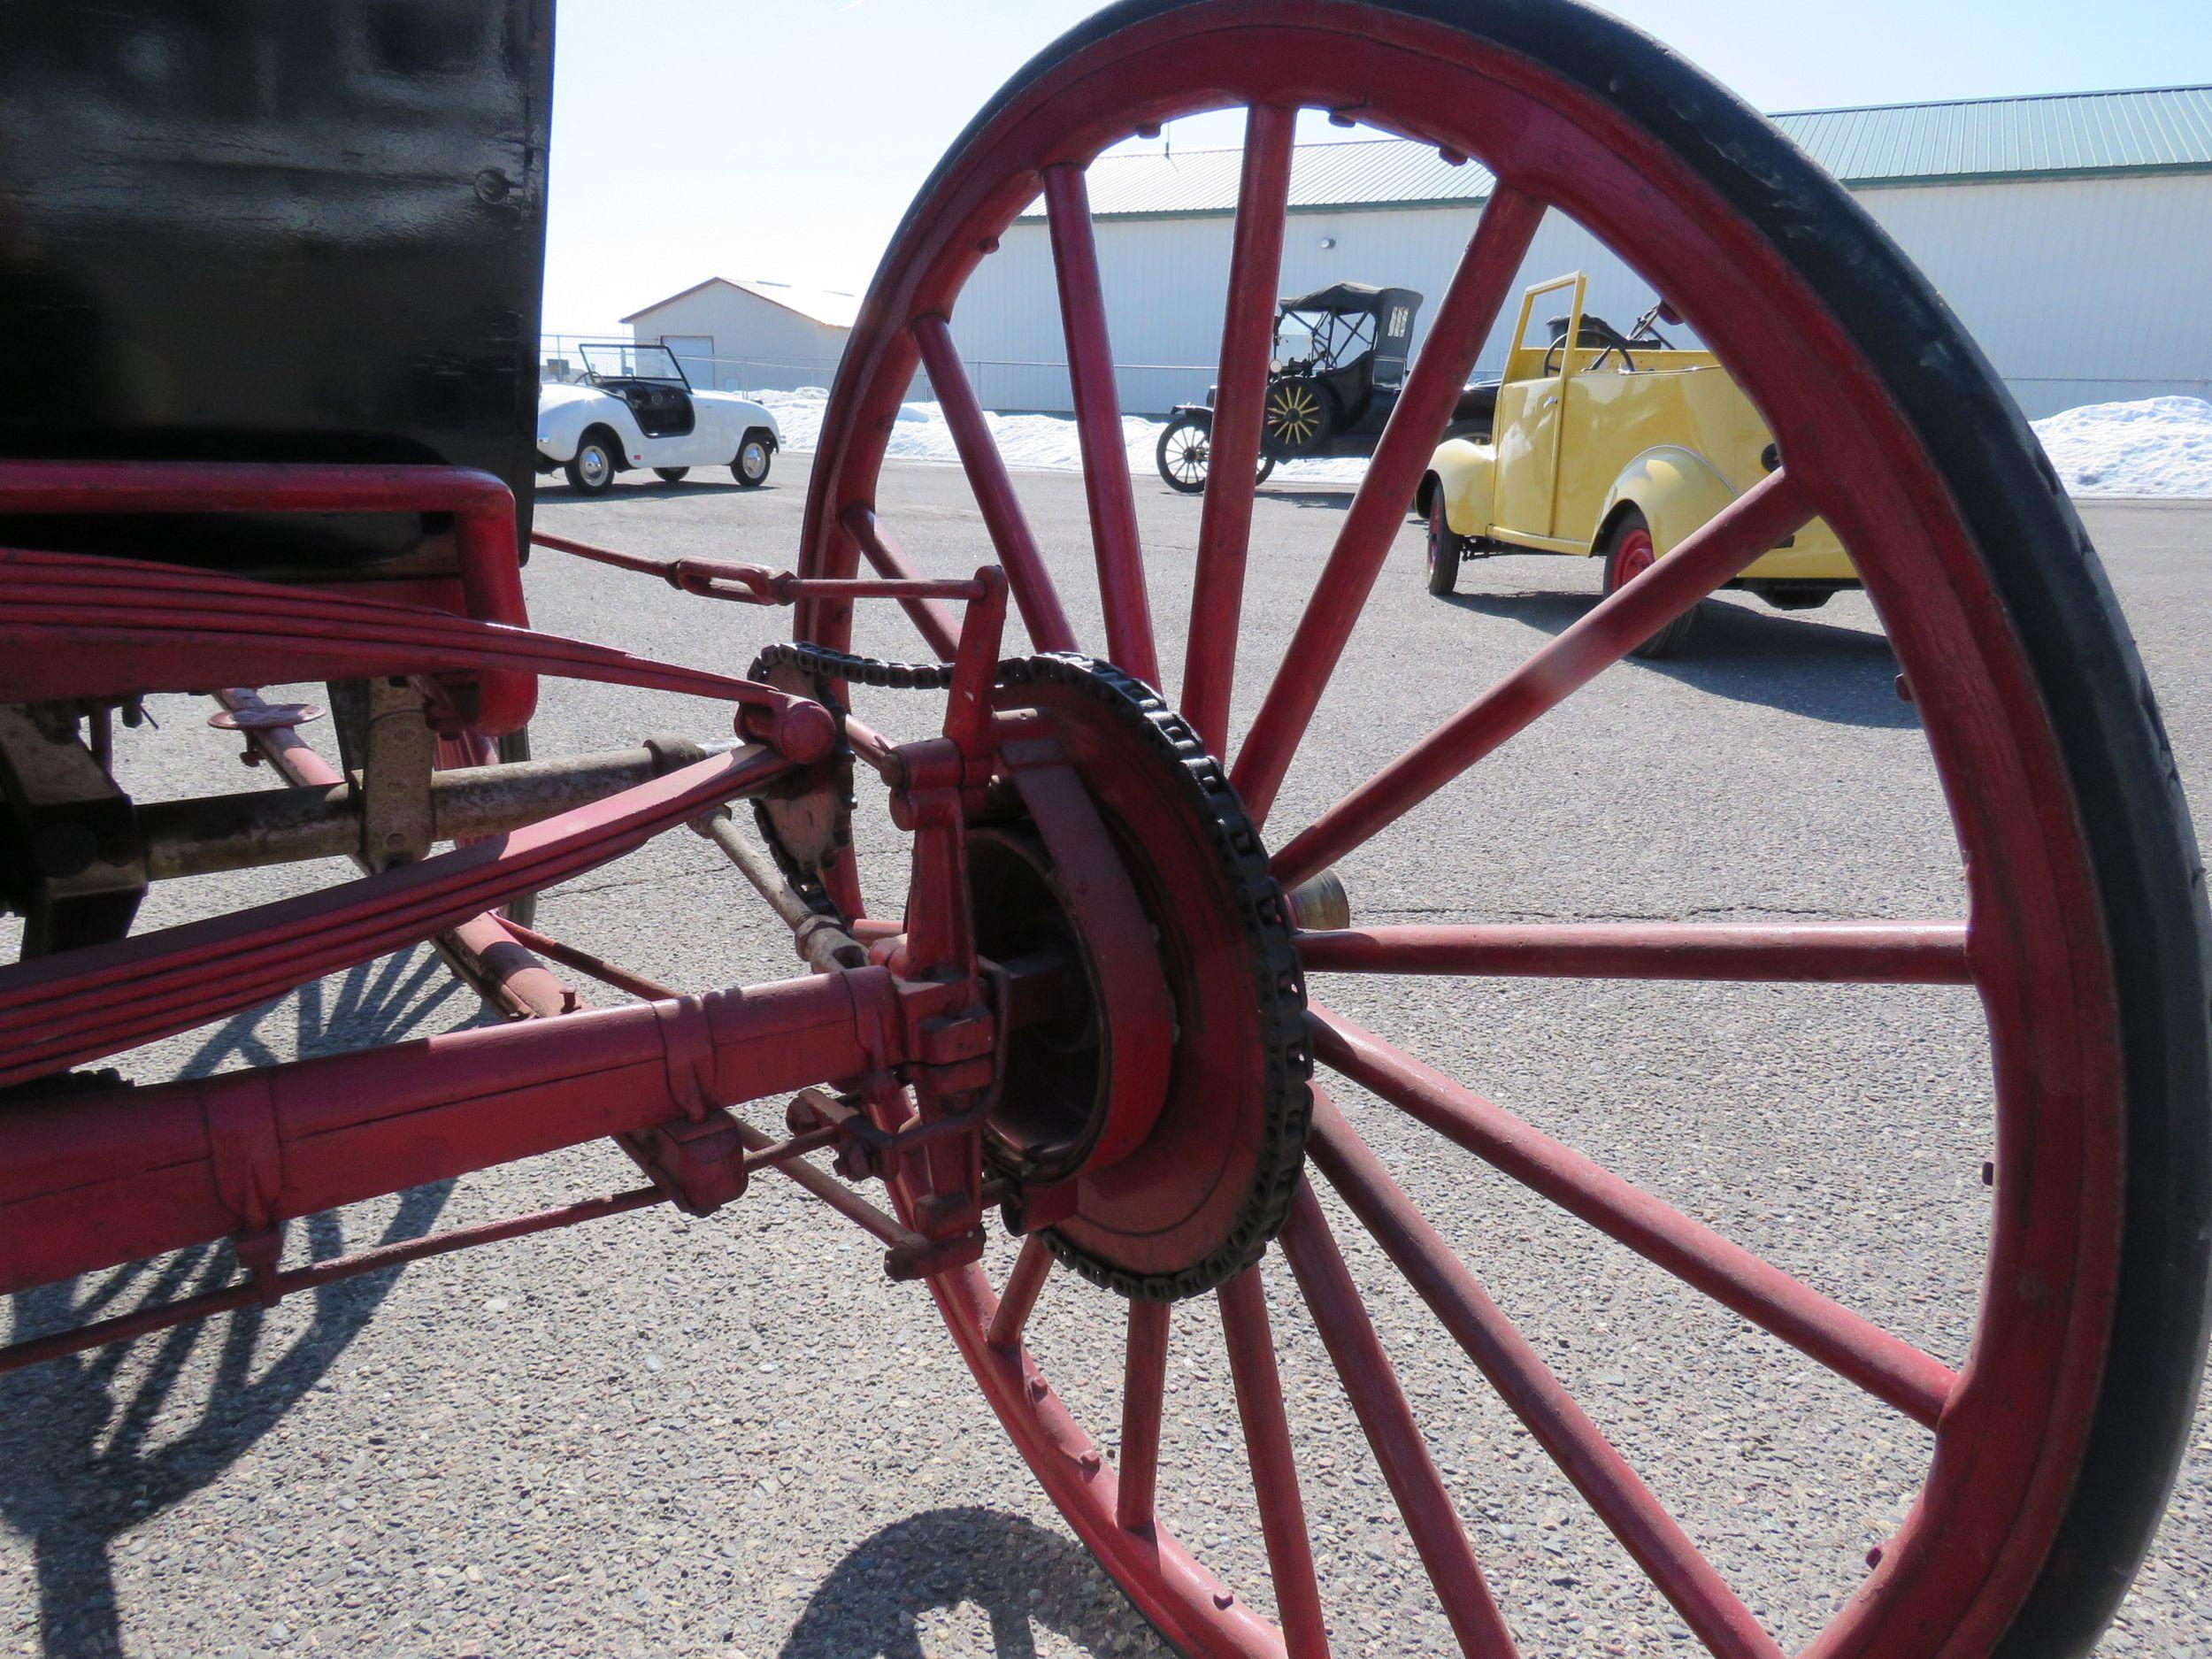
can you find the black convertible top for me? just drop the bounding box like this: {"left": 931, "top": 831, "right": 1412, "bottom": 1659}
{"left": 1279, "top": 281, "right": 1423, "bottom": 317}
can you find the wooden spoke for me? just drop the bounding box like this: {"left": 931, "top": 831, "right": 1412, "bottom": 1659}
{"left": 1271, "top": 471, "right": 1813, "bottom": 889}
{"left": 1232, "top": 187, "right": 1547, "bottom": 825}
{"left": 910, "top": 313, "right": 1077, "bottom": 653}
{"left": 1179, "top": 104, "right": 1298, "bottom": 755}
{"left": 1218, "top": 1269, "right": 1333, "bottom": 1658}
{"left": 1310, "top": 1006, "right": 1956, "bottom": 1427}
{"left": 1117, "top": 1300, "right": 1172, "bottom": 1532}
{"left": 1309, "top": 1094, "right": 1785, "bottom": 1659}
{"left": 989, "top": 1234, "right": 1056, "bottom": 1349}
{"left": 1297, "top": 921, "right": 1971, "bottom": 984}
{"left": 1279, "top": 1180, "right": 1521, "bottom": 1657}
{"left": 1045, "top": 164, "right": 1158, "bottom": 687}
{"left": 840, "top": 503, "right": 963, "bottom": 660}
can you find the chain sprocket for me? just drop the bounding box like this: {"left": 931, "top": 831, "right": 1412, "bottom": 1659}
{"left": 749, "top": 642, "right": 1310, "bottom": 1299}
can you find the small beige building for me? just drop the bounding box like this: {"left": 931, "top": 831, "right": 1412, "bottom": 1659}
{"left": 621, "top": 277, "right": 857, "bottom": 395}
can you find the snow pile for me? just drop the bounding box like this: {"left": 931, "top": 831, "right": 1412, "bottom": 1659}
{"left": 764, "top": 387, "right": 2212, "bottom": 500}
{"left": 753, "top": 387, "right": 833, "bottom": 453}
{"left": 756, "top": 386, "right": 1370, "bottom": 485}
{"left": 2032, "top": 397, "right": 2212, "bottom": 499}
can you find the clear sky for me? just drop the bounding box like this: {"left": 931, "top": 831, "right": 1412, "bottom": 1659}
{"left": 541, "top": 0, "right": 2212, "bottom": 336}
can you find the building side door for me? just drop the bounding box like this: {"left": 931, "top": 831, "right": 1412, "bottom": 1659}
{"left": 664, "top": 335, "right": 717, "bottom": 393}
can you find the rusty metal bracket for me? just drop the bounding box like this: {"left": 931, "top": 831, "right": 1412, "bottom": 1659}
{"left": 358, "top": 678, "right": 438, "bottom": 868}
{"left": 618, "top": 1111, "right": 751, "bottom": 1217}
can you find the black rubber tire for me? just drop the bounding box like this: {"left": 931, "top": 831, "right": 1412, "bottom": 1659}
{"left": 564, "top": 431, "right": 618, "bottom": 495}
{"left": 733, "top": 432, "right": 773, "bottom": 488}
{"left": 1600, "top": 509, "right": 1699, "bottom": 659}
{"left": 1425, "top": 489, "right": 1462, "bottom": 596}
{"left": 1156, "top": 413, "right": 1211, "bottom": 494}
{"left": 653, "top": 466, "right": 689, "bottom": 482}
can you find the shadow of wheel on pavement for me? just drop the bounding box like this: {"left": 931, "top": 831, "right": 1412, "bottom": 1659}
{"left": 0, "top": 947, "right": 479, "bottom": 1659}
{"left": 1443, "top": 582, "right": 1916, "bottom": 728}
{"left": 780, "top": 1507, "right": 1165, "bottom": 1659}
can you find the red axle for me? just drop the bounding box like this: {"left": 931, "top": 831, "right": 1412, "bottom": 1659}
{"left": 0, "top": 967, "right": 897, "bottom": 1297}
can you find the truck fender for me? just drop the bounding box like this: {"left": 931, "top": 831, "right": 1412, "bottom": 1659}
{"left": 1596, "top": 447, "right": 1739, "bottom": 556}
{"left": 1426, "top": 436, "right": 1495, "bottom": 538}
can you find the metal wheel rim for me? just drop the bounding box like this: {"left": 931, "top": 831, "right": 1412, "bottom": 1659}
{"left": 793, "top": 4, "right": 2189, "bottom": 1654}
{"left": 1611, "top": 525, "right": 1655, "bottom": 587}
{"left": 578, "top": 445, "right": 610, "bottom": 488}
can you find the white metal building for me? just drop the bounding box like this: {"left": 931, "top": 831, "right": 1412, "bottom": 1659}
{"left": 948, "top": 85, "right": 2212, "bottom": 420}
{"left": 621, "top": 277, "right": 857, "bottom": 395}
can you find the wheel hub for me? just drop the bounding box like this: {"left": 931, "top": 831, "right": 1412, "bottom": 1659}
{"left": 976, "top": 657, "right": 1312, "bottom": 1300}
{"left": 757, "top": 645, "right": 1317, "bottom": 1302}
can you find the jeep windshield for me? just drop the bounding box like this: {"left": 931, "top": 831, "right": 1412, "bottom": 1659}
{"left": 580, "top": 342, "right": 689, "bottom": 387}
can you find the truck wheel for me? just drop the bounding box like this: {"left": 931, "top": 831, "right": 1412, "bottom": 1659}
{"left": 1425, "top": 492, "right": 1463, "bottom": 595}
{"left": 653, "top": 467, "right": 689, "bottom": 482}
{"left": 733, "top": 433, "right": 773, "bottom": 488}
{"left": 1602, "top": 510, "right": 1699, "bottom": 657}
{"left": 564, "top": 432, "right": 618, "bottom": 495}
{"left": 1156, "top": 413, "right": 1210, "bottom": 493}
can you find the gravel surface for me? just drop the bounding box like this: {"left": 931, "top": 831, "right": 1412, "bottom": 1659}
{"left": 3, "top": 461, "right": 2207, "bottom": 1658}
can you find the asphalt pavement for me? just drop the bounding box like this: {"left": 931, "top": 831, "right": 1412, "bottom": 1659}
{"left": 3, "top": 458, "right": 2208, "bottom": 1659}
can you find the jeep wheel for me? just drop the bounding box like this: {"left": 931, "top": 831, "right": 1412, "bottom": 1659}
{"left": 653, "top": 466, "right": 689, "bottom": 482}
{"left": 565, "top": 434, "right": 617, "bottom": 495}
{"left": 733, "top": 434, "right": 773, "bottom": 488}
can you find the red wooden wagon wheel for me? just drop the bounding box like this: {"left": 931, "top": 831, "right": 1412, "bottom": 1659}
{"left": 2, "top": 2, "right": 2206, "bottom": 1655}
{"left": 790, "top": 2, "right": 2212, "bottom": 1655}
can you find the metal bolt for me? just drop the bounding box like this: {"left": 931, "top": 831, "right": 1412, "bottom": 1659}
{"left": 1077, "top": 1451, "right": 1101, "bottom": 1478}
{"left": 1865, "top": 1545, "right": 1884, "bottom": 1569}
{"left": 1026, "top": 1376, "right": 1048, "bottom": 1402}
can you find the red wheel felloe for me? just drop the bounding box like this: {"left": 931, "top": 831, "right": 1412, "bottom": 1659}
{"left": 795, "top": 3, "right": 2209, "bottom": 1656}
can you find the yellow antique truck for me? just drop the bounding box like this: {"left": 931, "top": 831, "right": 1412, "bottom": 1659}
{"left": 1419, "top": 273, "right": 1859, "bottom": 656}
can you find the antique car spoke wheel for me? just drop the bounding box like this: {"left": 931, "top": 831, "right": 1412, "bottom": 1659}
{"left": 797, "top": 3, "right": 2209, "bottom": 1656}
{"left": 1263, "top": 378, "right": 1332, "bottom": 456}
{"left": 1157, "top": 412, "right": 1213, "bottom": 493}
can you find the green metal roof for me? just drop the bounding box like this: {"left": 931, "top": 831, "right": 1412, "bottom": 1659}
{"left": 1025, "top": 84, "right": 2212, "bottom": 219}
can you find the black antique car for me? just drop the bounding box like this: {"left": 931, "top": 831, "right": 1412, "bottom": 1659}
{"left": 1155, "top": 280, "right": 1499, "bottom": 493}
